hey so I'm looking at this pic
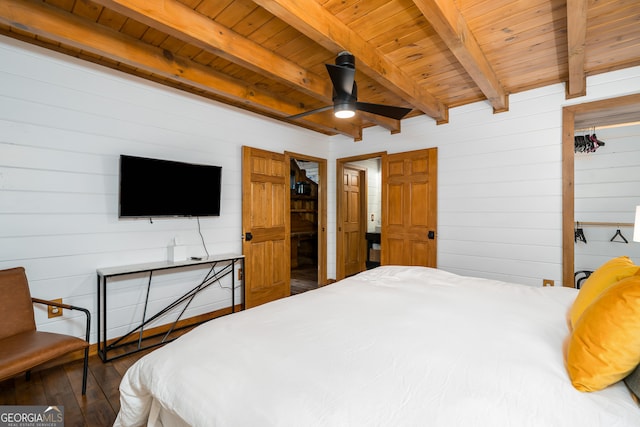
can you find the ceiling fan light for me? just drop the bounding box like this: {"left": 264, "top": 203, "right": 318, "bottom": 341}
{"left": 334, "top": 104, "right": 355, "bottom": 119}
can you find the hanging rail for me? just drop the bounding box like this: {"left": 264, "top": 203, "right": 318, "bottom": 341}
{"left": 575, "top": 221, "right": 634, "bottom": 227}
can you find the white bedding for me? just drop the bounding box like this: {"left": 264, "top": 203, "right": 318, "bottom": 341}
{"left": 114, "top": 266, "right": 640, "bottom": 426}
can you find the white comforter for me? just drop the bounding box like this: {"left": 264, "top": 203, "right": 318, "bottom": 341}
{"left": 115, "top": 266, "right": 640, "bottom": 426}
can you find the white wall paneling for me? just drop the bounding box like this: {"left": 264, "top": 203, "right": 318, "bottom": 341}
{"left": 0, "top": 36, "right": 329, "bottom": 343}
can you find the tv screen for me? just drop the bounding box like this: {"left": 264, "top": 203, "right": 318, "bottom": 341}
{"left": 119, "top": 155, "right": 222, "bottom": 218}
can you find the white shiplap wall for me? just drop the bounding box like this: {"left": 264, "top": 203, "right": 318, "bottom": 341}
{"left": 574, "top": 123, "right": 640, "bottom": 272}
{"left": 0, "top": 36, "right": 329, "bottom": 342}
{"left": 330, "top": 67, "right": 640, "bottom": 286}
{"left": 2, "top": 34, "right": 640, "bottom": 342}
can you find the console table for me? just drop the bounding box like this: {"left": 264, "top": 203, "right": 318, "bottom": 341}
{"left": 96, "top": 253, "right": 244, "bottom": 362}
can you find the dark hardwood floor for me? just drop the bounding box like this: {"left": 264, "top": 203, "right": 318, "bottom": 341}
{"left": 291, "top": 265, "right": 318, "bottom": 295}
{"left": 0, "top": 349, "right": 152, "bottom": 427}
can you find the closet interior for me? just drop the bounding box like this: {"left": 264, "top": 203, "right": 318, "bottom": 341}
{"left": 290, "top": 158, "right": 319, "bottom": 295}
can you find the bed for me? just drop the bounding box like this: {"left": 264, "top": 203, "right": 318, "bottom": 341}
{"left": 114, "top": 266, "right": 640, "bottom": 426}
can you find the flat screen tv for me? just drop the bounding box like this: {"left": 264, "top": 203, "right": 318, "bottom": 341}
{"left": 119, "top": 155, "right": 222, "bottom": 218}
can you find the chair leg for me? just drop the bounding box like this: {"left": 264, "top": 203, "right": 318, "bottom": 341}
{"left": 81, "top": 348, "right": 89, "bottom": 395}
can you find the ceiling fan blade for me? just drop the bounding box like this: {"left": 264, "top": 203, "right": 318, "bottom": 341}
{"left": 356, "top": 102, "right": 412, "bottom": 120}
{"left": 287, "top": 105, "right": 334, "bottom": 120}
{"left": 326, "top": 64, "right": 355, "bottom": 97}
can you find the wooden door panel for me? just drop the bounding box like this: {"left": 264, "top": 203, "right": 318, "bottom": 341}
{"left": 411, "top": 157, "right": 429, "bottom": 174}
{"left": 410, "top": 182, "right": 429, "bottom": 226}
{"left": 387, "top": 158, "right": 405, "bottom": 176}
{"left": 382, "top": 148, "right": 437, "bottom": 267}
{"left": 249, "top": 242, "right": 269, "bottom": 290}
{"left": 243, "top": 147, "right": 290, "bottom": 309}
{"left": 347, "top": 191, "right": 359, "bottom": 222}
{"left": 344, "top": 229, "right": 361, "bottom": 275}
{"left": 250, "top": 184, "right": 286, "bottom": 227}
{"left": 386, "top": 238, "right": 429, "bottom": 266}
{"left": 250, "top": 240, "right": 287, "bottom": 282}
{"left": 350, "top": 171, "right": 360, "bottom": 186}
{"left": 340, "top": 166, "right": 366, "bottom": 278}
{"left": 250, "top": 182, "right": 268, "bottom": 228}
{"left": 387, "top": 183, "right": 404, "bottom": 225}
{"left": 410, "top": 241, "right": 429, "bottom": 265}
{"left": 386, "top": 239, "right": 405, "bottom": 265}
{"left": 270, "top": 181, "right": 286, "bottom": 227}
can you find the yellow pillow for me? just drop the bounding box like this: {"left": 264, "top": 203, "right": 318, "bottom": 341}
{"left": 566, "top": 275, "right": 640, "bottom": 392}
{"left": 569, "top": 256, "right": 639, "bottom": 327}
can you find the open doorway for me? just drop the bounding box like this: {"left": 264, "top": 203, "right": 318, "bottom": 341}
{"left": 336, "top": 152, "right": 385, "bottom": 280}
{"left": 562, "top": 93, "right": 640, "bottom": 287}
{"left": 288, "top": 153, "right": 327, "bottom": 295}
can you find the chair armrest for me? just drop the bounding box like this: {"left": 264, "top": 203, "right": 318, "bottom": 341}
{"left": 32, "top": 298, "right": 91, "bottom": 342}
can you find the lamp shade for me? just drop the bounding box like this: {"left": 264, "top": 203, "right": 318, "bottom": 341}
{"left": 635, "top": 206, "right": 640, "bottom": 243}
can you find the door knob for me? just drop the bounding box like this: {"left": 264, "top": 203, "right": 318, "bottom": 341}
{"left": 245, "top": 232, "right": 253, "bottom": 241}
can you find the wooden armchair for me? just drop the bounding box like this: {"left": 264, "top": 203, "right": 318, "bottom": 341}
{"left": 0, "top": 267, "right": 91, "bottom": 395}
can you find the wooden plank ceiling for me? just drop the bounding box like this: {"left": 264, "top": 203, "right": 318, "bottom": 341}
{"left": 1, "top": 0, "right": 639, "bottom": 140}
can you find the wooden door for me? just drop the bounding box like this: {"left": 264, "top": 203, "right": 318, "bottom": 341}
{"left": 381, "top": 148, "right": 437, "bottom": 267}
{"left": 340, "top": 165, "right": 366, "bottom": 277}
{"left": 242, "top": 147, "right": 290, "bottom": 308}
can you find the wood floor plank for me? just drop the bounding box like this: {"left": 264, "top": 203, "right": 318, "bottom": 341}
{"left": 0, "top": 350, "right": 148, "bottom": 426}
{"left": 41, "top": 365, "right": 86, "bottom": 427}
{"left": 90, "top": 360, "right": 127, "bottom": 413}
{"left": 65, "top": 358, "right": 116, "bottom": 427}
{"left": 13, "top": 373, "right": 47, "bottom": 405}
{"left": 0, "top": 378, "right": 16, "bottom": 404}
{"left": 83, "top": 399, "right": 118, "bottom": 427}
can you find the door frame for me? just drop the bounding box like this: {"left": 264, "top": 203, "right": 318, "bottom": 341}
{"left": 336, "top": 152, "right": 386, "bottom": 280}
{"left": 342, "top": 164, "right": 367, "bottom": 277}
{"left": 286, "top": 151, "right": 328, "bottom": 286}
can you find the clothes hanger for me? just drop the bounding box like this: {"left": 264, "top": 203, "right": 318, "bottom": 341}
{"left": 574, "top": 127, "right": 605, "bottom": 153}
{"left": 610, "top": 226, "right": 629, "bottom": 243}
{"left": 590, "top": 126, "right": 605, "bottom": 147}
{"left": 575, "top": 222, "right": 587, "bottom": 243}
{"left": 574, "top": 134, "right": 587, "bottom": 153}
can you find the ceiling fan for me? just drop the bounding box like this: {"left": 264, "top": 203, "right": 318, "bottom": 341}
{"left": 288, "top": 52, "right": 413, "bottom": 121}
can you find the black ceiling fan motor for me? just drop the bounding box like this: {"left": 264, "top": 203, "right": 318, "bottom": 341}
{"left": 335, "top": 51, "right": 355, "bottom": 69}
{"left": 287, "top": 52, "right": 412, "bottom": 121}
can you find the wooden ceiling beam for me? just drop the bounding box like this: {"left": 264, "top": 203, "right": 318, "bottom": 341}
{"left": 0, "top": 0, "right": 361, "bottom": 139}
{"left": 411, "top": 0, "right": 508, "bottom": 114}
{"left": 359, "top": 112, "right": 402, "bottom": 134}
{"left": 91, "top": 0, "right": 334, "bottom": 104}
{"left": 252, "top": 0, "right": 449, "bottom": 123}
{"left": 566, "top": 0, "right": 588, "bottom": 98}
{"left": 289, "top": 119, "right": 361, "bottom": 140}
